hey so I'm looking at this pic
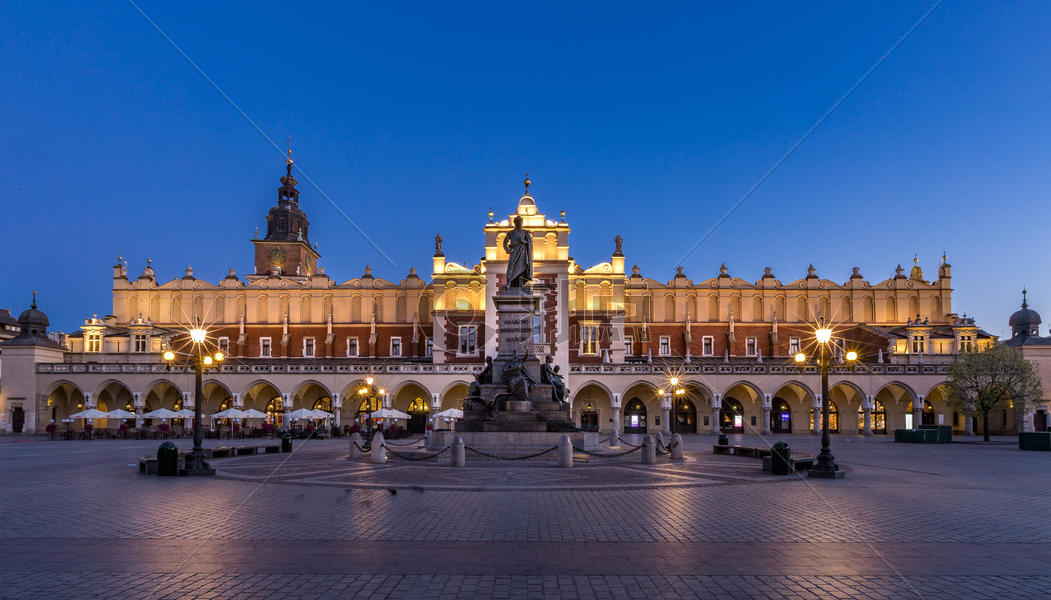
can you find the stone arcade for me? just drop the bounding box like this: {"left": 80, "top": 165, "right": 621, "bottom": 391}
{"left": 5, "top": 163, "right": 1039, "bottom": 439}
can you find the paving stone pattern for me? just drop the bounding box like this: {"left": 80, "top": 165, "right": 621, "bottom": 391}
{"left": 1, "top": 434, "right": 1049, "bottom": 599}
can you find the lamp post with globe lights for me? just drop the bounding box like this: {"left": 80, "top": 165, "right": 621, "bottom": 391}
{"left": 793, "top": 321, "right": 857, "bottom": 479}
{"left": 163, "top": 327, "right": 225, "bottom": 476}
{"left": 356, "top": 376, "right": 385, "bottom": 443}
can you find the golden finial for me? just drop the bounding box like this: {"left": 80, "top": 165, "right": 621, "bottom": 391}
{"left": 560, "top": 206, "right": 566, "bottom": 222}
{"left": 286, "top": 136, "right": 293, "bottom": 165}
{"left": 524, "top": 173, "right": 531, "bottom": 194}
{"left": 913, "top": 254, "right": 919, "bottom": 265}
{"left": 31, "top": 290, "right": 37, "bottom": 309}
{"left": 488, "top": 205, "right": 494, "bottom": 223}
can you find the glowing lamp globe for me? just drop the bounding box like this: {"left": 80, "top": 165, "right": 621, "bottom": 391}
{"left": 162, "top": 350, "right": 175, "bottom": 361}
{"left": 203, "top": 356, "right": 213, "bottom": 366}
{"left": 189, "top": 328, "right": 207, "bottom": 344}
{"left": 794, "top": 353, "right": 806, "bottom": 363}
{"left": 815, "top": 328, "right": 832, "bottom": 344}
{"left": 845, "top": 351, "right": 858, "bottom": 361}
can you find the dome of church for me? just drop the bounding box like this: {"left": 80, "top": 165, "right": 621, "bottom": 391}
{"left": 1010, "top": 290, "right": 1041, "bottom": 335}
{"left": 18, "top": 293, "right": 49, "bottom": 336}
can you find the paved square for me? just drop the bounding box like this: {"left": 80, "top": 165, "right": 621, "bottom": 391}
{"left": 1, "top": 434, "right": 1049, "bottom": 599}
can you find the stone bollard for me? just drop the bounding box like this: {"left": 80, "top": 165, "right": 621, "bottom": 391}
{"left": 424, "top": 429, "right": 433, "bottom": 449}
{"left": 557, "top": 434, "right": 573, "bottom": 468}
{"left": 349, "top": 432, "right": 363, "bottom": 459}
{"left": 451, "top": 435, "right": 465, "bottom": 467}
{"left": 671, "top": 433, "right": 684, "bottom": 460}
{"left": 655, "top": 432, "right": 666, "bottom": 450}
{"left": 371, "top": 432, "right": 387, "bottom": 464}
{"left": 641, "top": 435, "right": 656, "bottom": 465}
{"left": 609, "top": 429, "right": 620, "bottom": 448}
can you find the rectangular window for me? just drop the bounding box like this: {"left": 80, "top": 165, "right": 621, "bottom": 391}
{"left": 86, "top": 333, "right": 102, "bottom": 353}
{"left": 789, "top": 337, "right": 801, "bottom": 355}
{"left": 390, "top": 337, "right": 402, "bottom": 357}
{"left": 746, "top": 337, "right": 757, "bottom": 356}
{"left": 459, "top": 326, "right": 477, "bottom": 355}
{"left": 581, "top": 325, "right": 599, "bottom": 355}
{"left": 702, "top": 336, "right": 714, "bottom": 356}
{"left": 133, "top": 334, "right": 147, "bottom": 353}
{"left": 260, "top": 337, "right": 272, "bottom": 358}
{"left": 347, "top": 337, "right": 359, "bottom": 357}
{"left": 303, "top": 337, "right": 315, "bottom": 358}
{"left": 960, "top": 335, "right": 972, "bottom": 352}
{"left": 912, "top": 335, "right": 925, "bottom": 353}
{"left": 425, "top": 339, "right": 433, "bottom": 357}
{"left": 217, "top": 337, "right": 230, "bottom": 354}
{"left": 624, "top": 336, "right": 633, "bottom": 355}
{"left": 659, "top": 336, "right": 671, "bottom": 356}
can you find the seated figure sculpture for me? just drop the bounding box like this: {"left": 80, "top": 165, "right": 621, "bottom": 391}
{"left": 503, "top": 351, "right": 535, "bottom": 401}
{"left": 468, "top": 356, "right": 494, "bottom": 398}
{"left": 541, "top": 354, "right": 569, "bottom": 410}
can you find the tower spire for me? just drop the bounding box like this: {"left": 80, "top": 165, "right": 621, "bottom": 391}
{"left": 31, "top": 290, "right": 37, "bottom": 309}
{"left": 286, "top": 136, "right": 293, "bottom": 176}
{"left": 1023, "top": 288, "right": 1029, "bottom": 309}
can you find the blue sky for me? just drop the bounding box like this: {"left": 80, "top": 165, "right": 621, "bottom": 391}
{"left": 3, "top": 1, "right": 1049, "bottom": 337}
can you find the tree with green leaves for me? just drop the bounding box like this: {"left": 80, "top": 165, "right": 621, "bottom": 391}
{"left": 946, "top": 345, "right": 1043, "bottom": 441}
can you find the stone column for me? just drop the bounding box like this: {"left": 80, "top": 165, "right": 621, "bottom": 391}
{"left": 83, "top": 392, "right": 94, "bottom": 408}
{"left": 811, "top": 395, "right": 821, "bottom": 434}
{"left": 964, "top": 407, "right": 974, "bottom": 436}
{"left": 132, "top": 392, "right": 143, "bottom": 430}
{"left": 913, "top": 396, "right": 924, "bottom": 429}
{"left": 183, "top": 392, "right": 194, "bottom": 432}
{"left": 761, "top": 393, "right": 772, "bottom": 436}
{"left": 332, "top": 393, "right": 342, "bottom": 428}
{"left": 282, "top": 392, "right": 292, "bottom": 428}
{"left": 611, "top": 393, "right": 622, "bottom": 434}
{"left": 863, "top": 395, "right": 873, "bottom": 436}
{"left": 710, "top": 393, "right": 721, "bottom": 435}
{"left": 660, "top": 393, "right": 672, "bottom": 435}
{"left": 231, "top": 392, "right": 242, "bottom": 408}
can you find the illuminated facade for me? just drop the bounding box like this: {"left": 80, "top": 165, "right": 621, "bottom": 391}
{"left": 4, "top": 160, "right": 1033, "bottom": 437}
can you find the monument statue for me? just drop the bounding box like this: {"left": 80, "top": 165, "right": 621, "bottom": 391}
{"left": 468, "top": 356, "right": 494, "bottom": 397}
{"left": 541, "top": 354, "right": 568, "bottom": 410}
{"left": 503, "top": 351, "right": 535, "bottom": 400}
{"left": 502, "top": 215, "right": 532, "bottom": 290}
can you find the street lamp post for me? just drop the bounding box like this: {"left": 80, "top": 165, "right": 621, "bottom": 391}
{"left": 164, "top": 328, "right": 224, "bottom": 476}
{"left": 795, "top": 322, "right": 856, "bottom": 480}
{"left": 356, "top": 376, "right": 385, "bottom": 444}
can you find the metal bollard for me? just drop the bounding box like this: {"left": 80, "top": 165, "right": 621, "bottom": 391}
{"left": 671, "top": 433, "right": 684, "bottom": 460}
{"left": 349, "top": 432, "right": 363, "bottom": 459}
{"left": 157, "top": 441, "right": 179, "bottom": 476}
{"left": 641, "top": 435, "right": 656, "bottom": 465}
{"left": 557, "top": 434, "right": 573, "bottom": 468}
{"left": 451, "top": 435, "right": 465, "bottom": 467}
{"left": 609, "top": 429, "right": 620, "bottom": 448}
{"left": 371, "top": 432, "right": 387, "bottom": 464}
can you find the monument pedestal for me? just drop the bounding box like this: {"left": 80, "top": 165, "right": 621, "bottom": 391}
{"left": 459, "top": 286, "right": 574, "bottom": 433}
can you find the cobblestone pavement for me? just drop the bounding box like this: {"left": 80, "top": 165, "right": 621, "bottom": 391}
{"left": 1, "top": 433, "right": 1049, "bottom": 599}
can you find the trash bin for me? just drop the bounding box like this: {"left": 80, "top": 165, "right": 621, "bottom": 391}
{"left": 717, "top": 433, "right": 728, "bottom": 446}
{"left": 771, "top": 441, "right": 791, "bottom": 475}
{"left": 281, "top": 431, "right": 292, "bottom": 453}
{"left": 157, "top": 441, "right": 179, "bottom": 476}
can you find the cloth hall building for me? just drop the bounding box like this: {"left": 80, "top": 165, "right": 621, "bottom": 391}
{"left": 1, "top": 160, "right": 1023, "bottom": 438}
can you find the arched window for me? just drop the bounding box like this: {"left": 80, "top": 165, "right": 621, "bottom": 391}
{"left": 810, "top": 401, "right": 839, "bottom": 433}
{"left": 708, "top": 296, "right": 719, "bottom": 321}
{"left": 797, "top": 297, "right": 808, "bottom": 322}
{"left": 864, "top": 297, "right": 875, "bottom": 322}
{"left": 752, "top": 296, "right": 764, "bottom": 322}
{"left": 665, "top": 296, "right": 676, "bottom": 322}
{"left": 721, "top": 397, "right": 744, "bottom": 432}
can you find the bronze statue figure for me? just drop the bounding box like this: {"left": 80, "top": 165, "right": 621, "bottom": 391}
{"left": 502, "top": 215, "right": 532, "bottom": 290}
{"left": 468, "top": 356, "right": 494, "bottom": 398}
{"left": 541, "top": 354, "right": 568, "bottom": 409}
{"left": 503, "top": 351, "right": 535, "bottom": 400}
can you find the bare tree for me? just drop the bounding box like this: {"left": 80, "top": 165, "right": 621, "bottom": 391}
{"left": 947, "top": 345, "right": 1043, "bottom": 442}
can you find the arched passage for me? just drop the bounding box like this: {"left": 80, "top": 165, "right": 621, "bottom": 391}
{"left": 390, "top": 381, "right": 431, "bottom": 434}
{"left": 721, "top": 381, "right": 763, "bottom": 433}
{"left": 243, "top": 380, "right": 283, "bottom": 426}
{"left": 829, "top": 381, "right": 866, "bottom": 434}
{"left": 620, "top": 382, "right": 660, "bottom": 434}
{"left": 875, "top": 382, "right": 917, "bottom": 431}
{"left": 45, "top": 381, "right": 84, "bottom": 430}
{"left": 143, "top": 379, "right": 183, "bottom": 430}
{"left": 94, "top": 380, "right": 133, "bottom": 431}
{"left": 770, "top": 381, "right": 814, "bottom": 434}
{"left": 669, "top": 381, "right": 711, "bottom": 434}
{"left": 572, "top": 382, "right": 614, "bottom": 432}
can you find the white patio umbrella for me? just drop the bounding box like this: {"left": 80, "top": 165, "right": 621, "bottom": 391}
{"left": 105, "top": 409, "right": 138, "bottom": 419}
{"left": 70, "top": 408, "right": 109, "bottom": 419}
{"left": 368, "top": 408, "right": 411, "bottom": 420}
{"left": 434, "top": 408, "right": 463, "bottom": 419}
{"left": 240, "top": 408, "right": 268, "bottom": 419}
{"left": 142, "top": 408, "right": 179, "bottom": 419}
{"left": 287, "top": 408, "right": 317, "bottom": 420}
{"left": 310, "top": 409, "right": 335, "bottom": 419}
{"left": 210, "top": 408, "right": 247, "bottom": 419}
{"left": 173, "top": 409, "right": 196, "bottom": 418}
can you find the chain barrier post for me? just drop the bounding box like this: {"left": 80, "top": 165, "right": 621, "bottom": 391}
{"left": 557, "top": 434, "right": 573, "bottom": 468}
{"left": 642, "top": 435, "right": 656, "bottom": 465}
{"left": 609, "top": 428, "right": 620, "bottom": 448}
{"left": 452, "top": 435, "right": 465, "bottom": 467}
{"left": 671, "top": 433, "right": 684, "bottom": 461}
{"left": 350, "top": 432, "right": 363, "bottom": 459}
{"left": 371, "top": 432, "right": 386, "bottom": 464}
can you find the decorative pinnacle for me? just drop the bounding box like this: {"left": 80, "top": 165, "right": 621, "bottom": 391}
{"left": 285, "top": 136, "right": 293, "bottom": 176}
{"left": 524, "top": 173, "right": 531, "bottom": 194}
{"left": 31, "top": 290, "right": 37, "bottom": 309}
{"left": 1023, "top": 288, "right": 1029, "bottom": 309}
{"left": 488, "top": 205, "right": 494, "bottom": 223}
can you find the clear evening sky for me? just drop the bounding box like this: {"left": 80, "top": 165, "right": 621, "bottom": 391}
{"left": 3, "top": 2, "right": 1049, "bottom": 338}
